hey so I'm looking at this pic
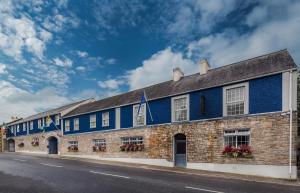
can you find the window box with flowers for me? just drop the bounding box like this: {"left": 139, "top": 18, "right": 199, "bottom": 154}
{"left": 92, "top": 139, "right": 106, "bottom": 152}
{"left": 120, "top": 137, "right": 144, "bottom": 152}
{"left": 222, "top": 129, "right": 252, "bottom": 158}
{"left": 18, "top": 142, "right": 24, "bottom": 148}
{"left": 222, "top": 145, "right": 253, "bottom": 158}
{"left": 31, "top": 138, "right": 39, "bottom": 147}
{"left": 68, "top": 141, "right": 79, "bottom": 152}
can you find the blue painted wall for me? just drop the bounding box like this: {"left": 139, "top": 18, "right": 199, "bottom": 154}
{"left": 190, "top": 87, "right": 223, "bottom": 120}
{"left": 147, "top": 97, "right": 171, "bottom": 125}
{"left": 64, "top": 108, "right": 115, "bottom": 134}
{"left": 249, "top": 74, "right": 282, "bottom": 114}
{"left": 120, "top": 105, "right": 133, "bottom": 128}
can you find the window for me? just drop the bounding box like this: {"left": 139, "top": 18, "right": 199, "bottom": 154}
{"left": 102, "top": 112, "right": 109, "bottom": 127}
{"left": 224, "top": 129, "right": 250, "bottom": 147}
{"left": 65, "top": 120, "right": 70, "bottom": 132}
{"left": 121, "top": 137, "right": 144, "bottom": 145}
{"left": 90, "top": 114, "right": 96, "bottom": 128}
{"left": 223, "top": 83, "right": 248, "bottom": 116}
{"left": 23, "top": 123, "right": 26, "bottom": 131}
{"left": 55, "top": 115, "right": 60, "bottom": 125}
{"left": 43, "top": 118, "right": 45, "bottom": 127}
{"left": 16, "top": 125, "right": 20, "bottom": 132}
{"left": 93, "top": 139, "right": 106, "bottom": 147}
{"left": 68, "top": 141, "right": 78, "bottom": 147}
{"left": 133, "top": 104, "right": 146, "bottom": 127}
{"left": 27, "top": 122, "right": 29, "bottom": 131}
{"left": 74, "top": 118, "right": 79, "bottom": 131}
{"left": 46, "top": 117, "right": 51, "bottom": 127}
{"left": 172, "top": 95, "right": 189, "bottom": 122}
{"left": 30, "top": 121, "right": 33, "bottom": 130}
{"left": 38, "top": 119, "right": 42, "bottom": 129}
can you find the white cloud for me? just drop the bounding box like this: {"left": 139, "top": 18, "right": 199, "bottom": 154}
{"left": 126, "top": 47, "right": 196, "bottom": 90}
{"left": 76, "top": 50, "right": 88, "bottom": 58}
{"left": 0, "top": 80, "right": 70, "bottom": 123}
{"left": 106, "top": 58, "right": 116, "bottom": 65}
{"left": 0, "top": 63, "right": 7, "bottom": 74}
{"left": 53, "top": 57, "right": 73, "bottom": 68}
{"left": 98, "top": 79, "right": 124, "bottom": 90}
{"left": 76, "top": 66, "right": 86, "bottom": 72}
{"left": 187, "top": 0, "right": 300, "bottom": 67}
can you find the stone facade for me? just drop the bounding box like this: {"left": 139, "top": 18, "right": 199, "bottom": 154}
{"left": 59, "top": 112, "right": 297, "bottom": 166}
{"left": 12, "top": 131, "right": 62, "bottom": 154}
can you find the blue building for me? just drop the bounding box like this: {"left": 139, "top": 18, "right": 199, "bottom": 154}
{"left": 5, "top": 50, "right": 299, "bottom": 179}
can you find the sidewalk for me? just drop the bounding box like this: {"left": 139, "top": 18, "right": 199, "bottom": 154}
{"left": 10, "top": 152, "right": 300, "bottom": 187}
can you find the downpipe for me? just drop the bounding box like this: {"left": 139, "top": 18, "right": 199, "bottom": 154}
{"left": 289, "top": 70, "right": 292, "bottom": 178}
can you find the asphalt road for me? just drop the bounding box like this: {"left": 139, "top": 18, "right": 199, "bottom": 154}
{"left": 0, "top": 153, "right": 299, "bottom": 193}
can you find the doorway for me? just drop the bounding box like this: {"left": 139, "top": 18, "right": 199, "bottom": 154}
{"left": 7, "top": 139, "right": 15, "bottom": 152}
{"left": 174, "top": 133, "right": 187, "bottom": 167}
{"left": 48, "top": 136, "right": 58, "bottom": 154}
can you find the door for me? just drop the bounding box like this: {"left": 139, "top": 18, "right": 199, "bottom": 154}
{"left": 174, "top": 133, "right": 186, "bottom": 167}
{"left": 8, "top": 139, "right": 15, "bottom": 152}
{"left": 48, "top": 137, "right": 58, "bottom": 154}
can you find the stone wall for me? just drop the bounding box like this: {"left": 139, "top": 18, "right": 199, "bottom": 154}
{"left": 61, "top": 112, "right": 298, "bottom": 166}
{"left": 12, "top": 131, "right": 62, "bottom": 154}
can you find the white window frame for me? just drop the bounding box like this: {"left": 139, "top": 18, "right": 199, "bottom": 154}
{"left": 223, "top": 82, "right": 249, "bottom": 116}
{"left": 30, "top": 121, "right": 33, "bottom": 130}
{"left": 90, "top": 114, "right": 96, "bottom": 128}
{"left": 93, "top": 139, "right": 106, "bottom": 146}
{"left": 46, "top": 117, "right": 51, "bottom": 127}
{"left": 102, "top": 112, "right": 109, "bottom": 127}
{"left": 171, "top": 94, "right": 190, "bottom": 122}
{"left": 74, "top": 118, "right": 79, "bottom": 131}
{"left": 223, "top": 128, "right": 251, "bottom": 147}
{"left": 68, "top": 141, "right": 78, "bottom": 147}
{"left": 65, "top": 120, "right": 70, "bottom": 132}
{"left": 23, "top": 123, "right": 26, "bottom": 131}
{"left": 55, "top": 115, "right": 60, "bottom": 125}
{"left": 38, "top": 119, "right": 42, "bottom": 129}
{"left": 16, "top": 125, "right": 20, "bottom": 132}
{"left": 121, "top": 137, "right": 144, "bottom": 145}
{"left": 133, "top": 104, "right": 146, "bottom": 127}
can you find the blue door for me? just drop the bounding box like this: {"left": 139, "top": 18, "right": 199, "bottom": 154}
{"left": 174, "top": 134, "right": 186, "bottom": 167}
{"left": 48, "top": 137, "right": 58, "bottom": 154}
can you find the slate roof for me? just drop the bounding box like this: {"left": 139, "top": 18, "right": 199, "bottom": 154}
{"left": 6, "top": 99, "right": 91, "bottom": 126}
{"left": 64, "top": 49, "right": 298, "bottom": 118}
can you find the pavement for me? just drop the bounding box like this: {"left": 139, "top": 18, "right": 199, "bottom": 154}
{"left": 0, "top": 153, "right": 299, "bottom": 193}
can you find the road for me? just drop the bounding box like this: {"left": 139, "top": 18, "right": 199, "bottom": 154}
{"left": 0, "top": 153, "right": 299, "bottom": 193}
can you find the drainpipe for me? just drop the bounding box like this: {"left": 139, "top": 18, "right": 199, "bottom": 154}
{"left": 289, "top": 70, "right": 293, "bottom": 178}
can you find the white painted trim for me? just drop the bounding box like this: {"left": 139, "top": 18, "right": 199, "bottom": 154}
{"left": 89, "top": 114, "right": 97, "bottom": 129}
{"left": 187, "top": 162, "right": 297, "bottom": 179}
{"left": 282, "top": 71, "right": 298, "bottom": 111}
{"left": 171, "top": 94, "right": 190, "bottom": 122}
{"left": 16, "top": 150, "right": 47, "bottom": 155}
{"left": 62, "top": 155, "right": 174, "bottom": 167}
{"left": 115, "top": 107, "right": 121, "bottom": 129}
{"left": 62, "top": 69, "right": 297, "bottom": 119}
{"left": 223, "top": 82, "right": 249, "bottom": 116}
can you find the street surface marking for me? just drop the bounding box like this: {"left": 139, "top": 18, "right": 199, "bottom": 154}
{"left": 13, "top": 159, "right": 27, "bottom": 162}
{"left": 89, "top": 170, "right": 130, "bottom": 179}
{"left": 185, "top": 186, "right": 224, "bottom": 193}
{"left": 40, "top": 163, "right": 63, "bottom": 168}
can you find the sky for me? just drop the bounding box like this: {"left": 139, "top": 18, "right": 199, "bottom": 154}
{"left": 0, "top": 0, "right": 300, "bottom": 123}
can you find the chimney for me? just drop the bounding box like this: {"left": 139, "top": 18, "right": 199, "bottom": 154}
{"left": 199, "top": 59, "right": 210, "bottom": 75}
{"left": 173, "top": 67, "right": 184, "bottom": 81}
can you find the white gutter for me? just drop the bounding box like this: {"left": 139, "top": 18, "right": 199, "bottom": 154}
{"left": 289, "top": 70, "right": 292, "bottom": 178}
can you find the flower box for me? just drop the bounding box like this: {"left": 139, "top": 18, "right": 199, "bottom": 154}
{"left": 18, "top": 142, "right": 24, "bottom": 148}
{"left": 31, "top": 141, "right": 39, "bottom": 147}
{"left": 92, "top": 145, "right": 106, "bottom": 152}
{"left": 120, "top": 144, "right": 144, "bottom": 152}
{"left": 222, "top": 145, "right": 253, "bottom": 158}
{"left": 68, "top": 145, "right": 79, "bottom": 152}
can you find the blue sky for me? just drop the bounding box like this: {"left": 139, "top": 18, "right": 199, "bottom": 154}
{"left": 0, "top": 0, "right": 300, "bottom": 123}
